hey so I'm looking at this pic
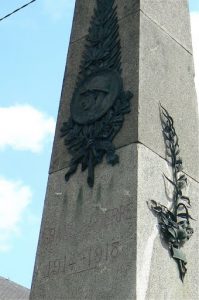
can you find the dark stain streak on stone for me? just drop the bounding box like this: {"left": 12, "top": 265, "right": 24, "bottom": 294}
{"left": 63, "top": 192, "right": 68, "bottom": 213}
{"left": 109, "top": 176, "right": 114, "bottom": 191}
{"left": 96, "top": 184, "right": 101, "bottom": 203}
{"left": 75, "top": 186, "right": 83, "bottom": 219}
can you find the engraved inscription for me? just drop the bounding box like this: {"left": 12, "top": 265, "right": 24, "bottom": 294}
{"left": 42, "top": 201, "right": 133, "bottom": 245}
{"left": 39, "top": 200, "right": 134, "bottom": 281}
{"left": 44, "top": 240, "right": 121, "bottom": 279}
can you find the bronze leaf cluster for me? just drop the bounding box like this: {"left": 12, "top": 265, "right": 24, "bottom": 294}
{"left": 148, "top": 105, "right": 194, "bottom": 282}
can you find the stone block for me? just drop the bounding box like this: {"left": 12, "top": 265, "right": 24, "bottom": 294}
{"left": 140, "top": 0, "right": 193, "bottom": 53}
{"left": 31, "top": 144, "right": 138, "bottom": 300}
{"left": 139, "top": 12, "right": 199, "bottom": 181}
{"left": 137, "top": 143, "right": 199, "bottom": 300}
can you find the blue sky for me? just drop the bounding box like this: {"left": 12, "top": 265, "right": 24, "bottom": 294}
{"left": 0, "top": 0, "right": 198, "bottom": 289}
{"left": 0, "top": 0, "right": 76, "bottom": 288}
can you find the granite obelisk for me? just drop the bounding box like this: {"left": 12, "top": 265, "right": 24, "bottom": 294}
{"left": 30, "top": 1, "right": 199, "bottom": 299}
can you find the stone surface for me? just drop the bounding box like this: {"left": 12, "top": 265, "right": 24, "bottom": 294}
{"left": 31, "top": 143, "right": 199, "bottom": 299}
{"left": 140, "top": 0, "right": 193, "bottom": 53}
{"left": 70, "top": 0, "right": 192, "bottom": 53}
{"left": 31, "top": 145, "right": 138, "bottom": 300}
{"left": 49, "top": 38, "right": 86, "bottom": 173}
{"left": 70, "top": 0, "right": 140, "bottom": 43}
{"left": 137, "top": 144, "right": 199, "bottom": 300}
{"left": 139, "top": 12, "right": 199, "bottom": 181}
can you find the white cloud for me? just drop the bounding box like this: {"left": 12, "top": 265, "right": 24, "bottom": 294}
{"left": 43, "top": 0, "right": 75, "bottom": 21}
{"left": 190, "top": 12, "right": 199, "bottom": 99}
{"left": 0, "top": 177, "right": 32, "bottom": 252}
{"left": 0, "top": 105, "right": 55, "bottom": 153}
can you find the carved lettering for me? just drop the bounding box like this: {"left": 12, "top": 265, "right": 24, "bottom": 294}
{"left": 44, "top": 240, "right": 122, "bottom": 279}
{"left": 41, "top": 201, "right": 133, "bottom": 246}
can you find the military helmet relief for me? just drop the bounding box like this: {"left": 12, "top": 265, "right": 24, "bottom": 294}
{"left": 61, "top": 0, "right": 133, "bottom": 187}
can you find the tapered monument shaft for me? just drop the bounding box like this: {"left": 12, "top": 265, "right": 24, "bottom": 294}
{"left": 30, "top": 1, "right": 199, "bottom": 299}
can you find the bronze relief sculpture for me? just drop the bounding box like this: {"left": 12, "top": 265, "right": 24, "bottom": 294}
{"left": 148, "top": 105, "right": 194, "bottom": 282}
{"left": 61, "top": 0, "right": 133, "bottom": 187}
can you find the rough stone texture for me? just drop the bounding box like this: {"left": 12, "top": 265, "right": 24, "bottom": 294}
{"left": 140, "top": 0, "right": 193, "bottom": 53}
{"left": 137, "top": 144, "right": 199, "bottom": 300}
{"left": 138, "top": 12, "right": 199, "bottom": 181}
{"left": 30, "top": 145, "right": 137, "bottom": 300}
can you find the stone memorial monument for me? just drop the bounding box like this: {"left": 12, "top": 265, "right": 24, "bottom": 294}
{"left": 30, "top": 0, "right": 199, "bottom": 299}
